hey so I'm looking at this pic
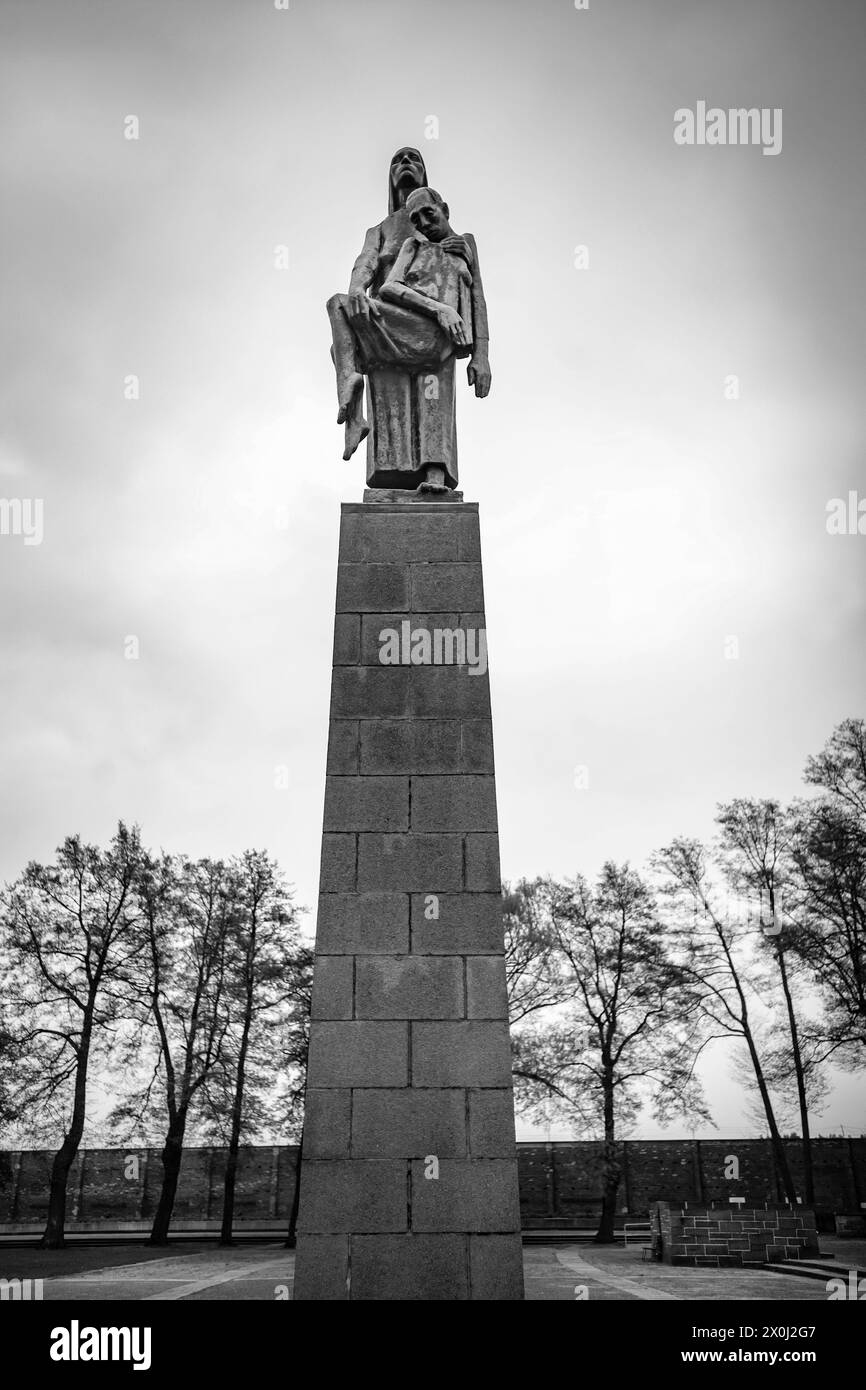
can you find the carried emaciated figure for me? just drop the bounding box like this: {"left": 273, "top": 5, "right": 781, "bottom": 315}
{"left": 326, "top": 148, "right": 490, "bottom": 493}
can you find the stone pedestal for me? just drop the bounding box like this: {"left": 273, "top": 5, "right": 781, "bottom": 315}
{"left": 292, "top": 499, "right": 524, "bottom": 1301}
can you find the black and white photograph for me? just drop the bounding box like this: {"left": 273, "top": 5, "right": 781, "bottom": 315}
{"left": 1, "top": 0, "right": 864, "bottom": 1363}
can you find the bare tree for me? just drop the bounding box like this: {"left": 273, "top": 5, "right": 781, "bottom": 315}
{"left": 0, "top": 1015, "right": 28, "bottom": 1138}
{"left": 214, "top": 850, "right": 306, "bottom": 1245}
{"left": 785, "top": 719, "right": 866, "bottom": 1064}
{"left": 174, "top": 859, "right": 313, "bottom": 1250}
{"left": 788, "top": 800, "right": 866, "bottom": 1062}
{"left": 111, "top": 854, "right": 233, "bottom": 1245}
{"left": 731, "top": 1028, "right": 829, "bottom": 1138}
{"left": 502, "top": 878, "right": 567, "bottom": 1023}
{"left": 282, "top": 952, "right": 313, "bottom": 1249}
{"left": 804, "top": 717, "right": 866, "bottom": 821}
{"left": 715, "top": 798, "right": 817, "bottom": 1205}
{"left": 512, "top": 865, "right": 707, "bottom": 1242}
{"left": 0, "top": 824, "right": 144, "bottom": 1247}
{"left": 654, "top": 837, "right": 798, "bottom": 1205}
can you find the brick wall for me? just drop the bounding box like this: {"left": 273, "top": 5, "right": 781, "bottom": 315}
{"left": 1, "top": 1138, "right": 862, "bottom": 1229}
{"left": 652, "top": 1201, "right": 820, "bottom": 1267}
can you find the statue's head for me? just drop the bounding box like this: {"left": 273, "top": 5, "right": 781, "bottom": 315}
{"left": 406, "top": 187, "right": 451, "bottom": 243}
{"left": 389, "top": 147, "right": 427, "bottom": 212}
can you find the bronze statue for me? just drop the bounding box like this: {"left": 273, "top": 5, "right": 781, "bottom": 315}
{"left": 326, "top": 148, "right": 490, "bottom": 493}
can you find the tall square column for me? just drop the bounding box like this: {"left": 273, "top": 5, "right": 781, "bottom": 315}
{"left": 293, "top": 499, "right": 524, "bottom": 1301}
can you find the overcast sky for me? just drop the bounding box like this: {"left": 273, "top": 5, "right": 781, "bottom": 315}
{"left": 1, "top": 0, "right": 864, "bottom": 1139}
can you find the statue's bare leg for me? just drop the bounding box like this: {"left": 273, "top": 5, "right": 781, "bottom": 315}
{"left": 326, "top": 296, "right": 369, "bottom": 457}
{"left": 338, "top": 374, "right": 365, "bottom": 427}
{"left": 418, "top": 464, "right": 448, "bottom": 493}
{"left": 342, "top": 390, "right": 369, "bottom": 461}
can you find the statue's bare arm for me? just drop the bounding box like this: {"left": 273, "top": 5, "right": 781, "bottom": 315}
{"left": 463, "top": 233, "right": 490, "bottom": 398}
{"left": 437, "top": 235, "right": 474, "bottom": 269}
{"left": 379, "top": 239, "right": 471, "bottom": 348}
{"left": 347, "top": 225, "right": 383, "bottom": 322}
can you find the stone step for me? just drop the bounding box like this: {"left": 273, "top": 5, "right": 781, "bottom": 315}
{"left": 522, "top": 1229, "right": 597, "bottom": 1245}
{"left": 764, "top": 1259, "right": 866, "bottom": 1283}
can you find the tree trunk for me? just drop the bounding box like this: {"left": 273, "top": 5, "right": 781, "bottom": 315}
{"left": 718, "top": 917, "right": 799, "bottom": 1207}
{"left": 594, "top": 1070, "right": 620, "bottom": 1244}
{"left": 219, "top": 1141, "right": 239, "bottom": 1246}
{"left": 285, "top": 1129, "right": 303, "bottom": 1249}
{"left": 742, "top": 1028, "right": 798, "bottom": 1205}
{"left": 772, "top": 912, "right": 814, "bottom": 1205}
{"left": 220, "top": 928, "right": 256, "bottom": 1245}
{"left": 219, "top": 1045, "right": 249, "bottom": 1246}
{"left": 40, "top": 1018, "right": 92, "bottom": 1249}
{"left": 149, "top": 1122, "right": 186, "bottom": 1245}
{"left": 41, "top": 1133, "right": 79, "bottom": 1249}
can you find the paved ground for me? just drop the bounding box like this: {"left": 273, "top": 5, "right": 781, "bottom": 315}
{"left": 525, "top": 1246, "right": 841, "bottom": 1301}
{"left": 4, "top": 1237, "right": 862, "bottom": 1300}
{"left": 4, "top": 1244, "right": 295, "bottom": 1302}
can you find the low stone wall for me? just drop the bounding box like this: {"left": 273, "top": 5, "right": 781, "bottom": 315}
{"left": 652, "top": 1201, "right": 820, "bottom": 1267}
